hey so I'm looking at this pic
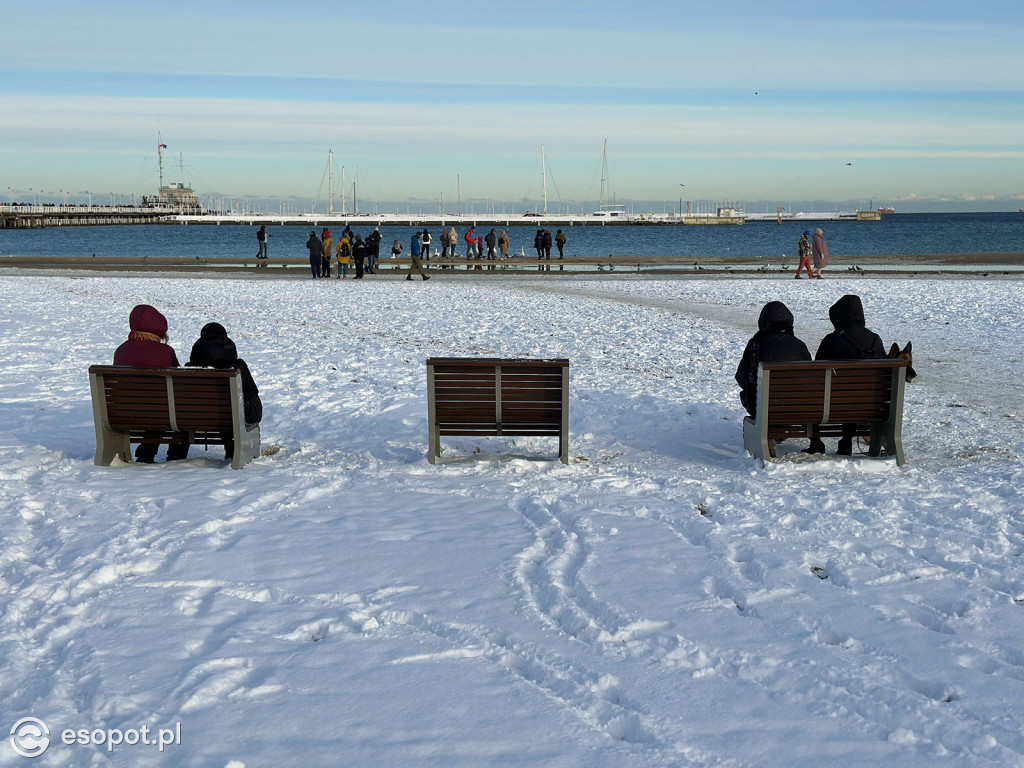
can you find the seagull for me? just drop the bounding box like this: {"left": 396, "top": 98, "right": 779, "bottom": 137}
{"left": 845, "top": 163, "right": 853, "bottom": 166}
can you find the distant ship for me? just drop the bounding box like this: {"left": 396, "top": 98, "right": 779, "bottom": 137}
{"left": 877, "top": 206, "right": 895, "bottom": 214}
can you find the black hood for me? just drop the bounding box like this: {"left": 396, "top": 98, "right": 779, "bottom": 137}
{"left": 199, "top": 322, "right": 228, "bottom": 340}
{"left": 757, "top": 301, "right": 795, "bottom": 335}
{"left": 828, "top": 294, "right": 866, "bottom": 330}
{"left": 189, "top": 323, "right": 238, "bottom": 368}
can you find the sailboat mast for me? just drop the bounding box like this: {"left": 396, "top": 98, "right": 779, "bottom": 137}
{"left": 341, "top": 166, "right": 346, "bottom": 215}
{"left": 328, "top": 150, "right": 334, "bottom": 214}
{"left": 599, "top": 139, "right": 607, "bottom": 210}
{"left": 541, "top": 145, "right": 547, "bottom": 215}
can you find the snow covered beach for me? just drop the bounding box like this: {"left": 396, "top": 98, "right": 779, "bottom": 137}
{"left": 1, "top": 272, "right": 1023, "bottom": 767}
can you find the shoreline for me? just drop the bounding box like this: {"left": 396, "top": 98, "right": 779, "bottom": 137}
{"left": 1, "top": 252, "right": 1023, "bottom": 280}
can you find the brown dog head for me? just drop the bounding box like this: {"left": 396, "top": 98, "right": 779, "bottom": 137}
{"left": 888, "top": 341, "right": 917, "bottom": 382}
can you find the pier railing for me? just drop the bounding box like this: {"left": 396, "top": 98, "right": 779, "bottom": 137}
{"left": 0, "top": 204, "right": 179, "bottom": 229}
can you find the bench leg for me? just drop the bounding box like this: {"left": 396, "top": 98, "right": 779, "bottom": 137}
{"left": 233, "top": 425, "right": 261, "bottom": 470}
{"left": 428, "top": 421, "right": 440, "bottom": 464}
{"left": 742, "top": 417, "right": 770, "bottom": 463}
{"left": 869, "top": 423, "right": 906, "bottom": 466}
{"left": 94, "top": 427, "right": 130, "bottom": 466}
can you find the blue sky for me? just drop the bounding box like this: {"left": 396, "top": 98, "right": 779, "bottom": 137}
{"left": 2, "top": 0, "right": 1023, "bottom": 211}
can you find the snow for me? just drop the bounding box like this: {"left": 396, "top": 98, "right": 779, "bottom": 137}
{"left": 1, "top": 272, "right": 1023, "bottom": 767}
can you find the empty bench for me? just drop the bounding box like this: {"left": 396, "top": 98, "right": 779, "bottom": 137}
{"left": 88, "top": 365, "right": 261, "bottom": 469}
{"left": 743, "top": 359, "right": 908, "bottom": 465}
{"left": 426, "top": 358, "right": 569, "bottom": 464}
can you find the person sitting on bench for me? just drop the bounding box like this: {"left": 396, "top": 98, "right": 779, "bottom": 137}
{"left": 735, "top": 301, "right": 812, "bottom": 418}
{"left": 807, "top": 294, "right": 886, "bottom": 455}
{"left": 187, "top": 322, "right": 263, "bottom": 461}
{"left": 112, "top": 304, "right": 189, "bottom": 463}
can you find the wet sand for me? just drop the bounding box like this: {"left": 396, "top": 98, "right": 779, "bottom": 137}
{"left": 1, "top": 252, "right": 1022, "bottom": 278}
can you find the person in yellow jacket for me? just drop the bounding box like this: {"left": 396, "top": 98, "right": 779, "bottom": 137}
{"left": 335, "top": 235, "right": 351, "bottom": 279}
{"left": 320, "top": 229, "right": 333, "bottom": 278}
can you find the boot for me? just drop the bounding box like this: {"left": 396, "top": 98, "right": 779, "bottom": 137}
{"left": 802, "top": 438, "right": 826, "bottom": 455}
{"left": 836, "top": 437, "right": 853, "bottom": 456}
{"left": 406, "top": 275, "right": 413, "bottom": 281}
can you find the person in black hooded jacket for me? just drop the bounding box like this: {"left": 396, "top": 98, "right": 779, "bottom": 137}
{"left": 806, "top": 294, "right": 885, "bottom": 455}
{"left": 815, "top": 294, "right": 885, "bottom": 361}
{"left": 735, "top": 301, "right": 811, "bottom": 418}
{"left": 188, "top": 322, "right": 263, "bottom": 460}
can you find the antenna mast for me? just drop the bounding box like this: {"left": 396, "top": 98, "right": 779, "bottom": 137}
{"left": 157, "top": 133, "right": 165, "bottom": 191}
{"left": 541, "top": 145, "right": 547, "bottom": 215}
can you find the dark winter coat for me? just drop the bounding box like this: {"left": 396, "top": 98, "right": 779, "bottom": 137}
{"left": 187, "top": 322, "right": 263, "bottom": 425}
{"left": 113, "top": 304, "right": 180, "bottom": 367}
{"left": 735, "top": 301, "right": 811, "bottom": 417}
{"left": 815, "top": 294, "right": 885, "bottom": 361}
{"left": 306, "top": 233, "right": 322, "bottom": 258}
{"left": 353, "top": 238, "right": 368, "bottom": 264}
{"left": 367, "top": 229, "right": 382, "bottom": 256}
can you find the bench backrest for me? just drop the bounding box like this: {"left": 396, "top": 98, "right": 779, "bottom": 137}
{"left": 89, "top": 365, "right": 240, "bottom": 434}
{"left": 426, "top": 358, "right": 569, "bottom": 435}
{"left": 757, "top": 359, "right": 907, "bottom": 426}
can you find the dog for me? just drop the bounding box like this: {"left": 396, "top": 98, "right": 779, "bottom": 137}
{"left": 888, "top": 341, "right": 917, "bottom": 382}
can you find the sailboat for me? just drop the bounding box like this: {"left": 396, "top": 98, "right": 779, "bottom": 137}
{"left": 592, "top": 140, "right": 626, "bottom": 217}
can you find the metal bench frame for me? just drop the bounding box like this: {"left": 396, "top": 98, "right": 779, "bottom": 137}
{"left": 426, "top": 358, "right": 569, "bottom": 464}
{"left": 88, "top": 365, "right": 260, "bottom": 469}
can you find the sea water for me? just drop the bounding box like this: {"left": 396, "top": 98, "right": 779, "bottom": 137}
{"left": 1, "top": 212, "right": 1021, "bottom": 262}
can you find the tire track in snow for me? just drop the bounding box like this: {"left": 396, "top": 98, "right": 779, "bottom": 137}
{"left": 510, "top": 494, "right": 1024, "bottom": 763}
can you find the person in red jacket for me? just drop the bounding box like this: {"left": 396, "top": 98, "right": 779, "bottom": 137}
{"left": 113, "top": 304, "right": 189, "bottom": 462}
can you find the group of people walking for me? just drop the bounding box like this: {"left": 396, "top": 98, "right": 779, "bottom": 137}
{"left": 735, "top": 293, "right": 885, "bottom": 455}
{"left": 795, "top": 228, "right": 829, "bottom": 279}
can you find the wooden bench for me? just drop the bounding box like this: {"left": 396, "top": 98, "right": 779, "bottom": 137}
{"left": 426, "top": 358, "right": 569, "bottom": 464}
{"left": 743, "top": 359, "right": 908, "bottom": 465}
{"left": 88, "top": 365, "right": 261, "bottom": 469}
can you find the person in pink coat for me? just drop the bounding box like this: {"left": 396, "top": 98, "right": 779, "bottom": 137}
{"left": 812, "top": 228, "right": 829, "bottom": 279}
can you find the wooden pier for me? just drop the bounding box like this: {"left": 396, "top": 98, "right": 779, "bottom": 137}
{"left": 0, "top": 205, "right": 175, "bottom": 229}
